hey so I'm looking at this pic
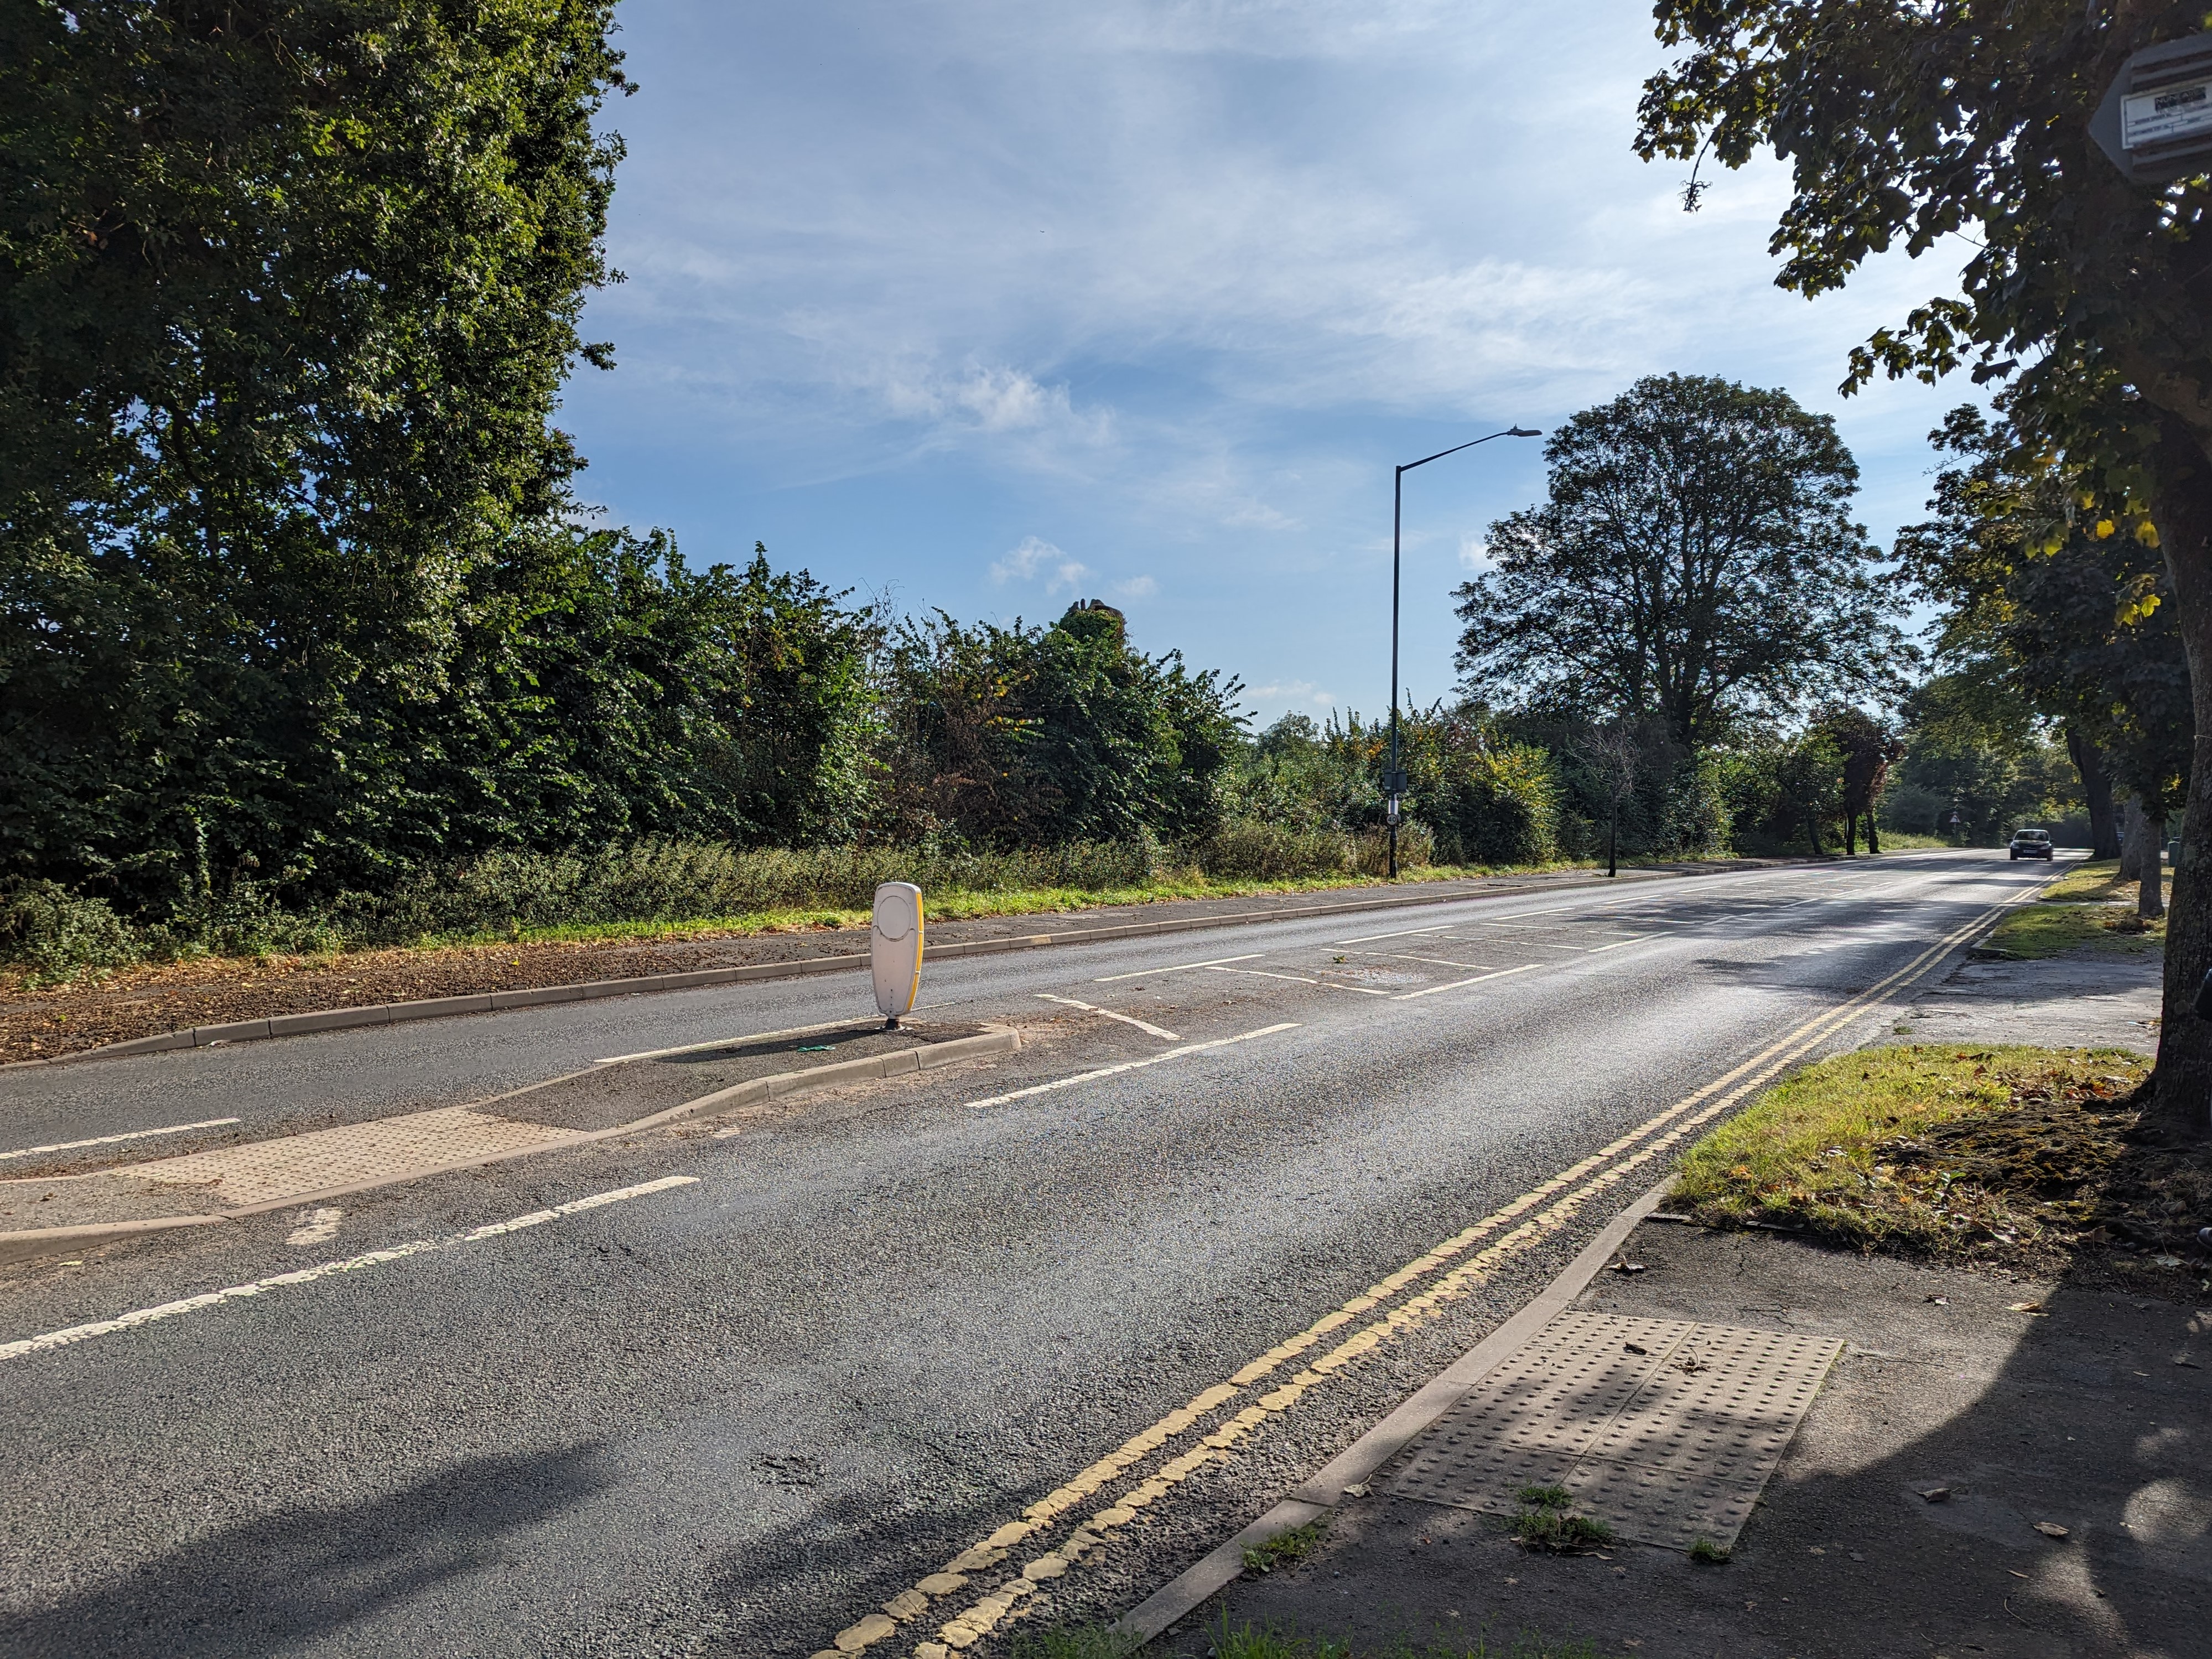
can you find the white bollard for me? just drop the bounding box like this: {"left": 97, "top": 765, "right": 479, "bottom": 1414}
{"left": 871, "top": 882, "right": 923, "bottom": 1027}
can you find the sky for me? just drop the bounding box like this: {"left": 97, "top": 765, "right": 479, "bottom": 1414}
{"left": 558, "top": 0, "right": 1979, "bottom": 729}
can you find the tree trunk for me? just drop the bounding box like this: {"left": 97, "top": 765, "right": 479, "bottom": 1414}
{"left": 2144, "top": 413, "right": 2212, "bottom": 1137}
{"left": 2143, "top": 814, "right": 2168, "bottom": 921}
{"left": 1845, "top": 812, "right": 1857, "bottom": 854}
{"left": 2120, "top": 795, "right": 2145, "bottom": 883}
{"left": 1866, "top": 811, "right": 1881, "bottom": 854}
{"left": 1805, "top": 812, "right": 1822, "bottom": 856}
{"left": 2065, "top": 724, "right": 2120, "bottom": 858}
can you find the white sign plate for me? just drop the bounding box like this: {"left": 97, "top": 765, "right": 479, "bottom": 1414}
{"left": 2123, "top": 77, "right": 2212, "bottom": 149}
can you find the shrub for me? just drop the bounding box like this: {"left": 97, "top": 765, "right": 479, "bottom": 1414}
{"left": 1203, "top": 820, "right": 1351, "bottom": 880}
{"left": 0, "top": 883, "right": 139, "bottom": 982}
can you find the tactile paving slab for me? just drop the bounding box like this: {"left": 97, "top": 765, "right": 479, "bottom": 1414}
{"left": 132, "top": 1107, "right": 583, "bottom": 1207}
{"left": 1391, "top": 1310, "right": 1842, "bottom": 1550}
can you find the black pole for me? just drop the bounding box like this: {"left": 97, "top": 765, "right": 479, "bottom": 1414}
{"left": 1380, "top": 426, "right": 1540, "bottom": 883}
{"left": 1388, "top": 465, "right": 1403, "bottom": 879}
{"left": 1608, "top": 790, "right": 1619, "bottom": 878}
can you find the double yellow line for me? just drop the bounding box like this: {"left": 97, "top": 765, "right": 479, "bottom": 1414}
{"left": 813, "top": 891, "right": 2027, "bottom": 1659}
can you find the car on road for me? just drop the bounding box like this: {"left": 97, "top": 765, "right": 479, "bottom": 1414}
{"left": 2009, "top": 828, "right": 2054, "bottom": 860}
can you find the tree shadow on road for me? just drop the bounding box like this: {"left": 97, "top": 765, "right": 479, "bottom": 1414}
{"left": 1, "top": 1440, "right": 615, "bottom": 1658}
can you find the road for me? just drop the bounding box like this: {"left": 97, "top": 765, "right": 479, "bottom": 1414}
{"left": 0, "top": 852, "right": 2052, "bottom": 1657}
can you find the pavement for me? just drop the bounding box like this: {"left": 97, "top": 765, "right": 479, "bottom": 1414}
{"left": 0, "top": 851, "right": 2081, "bottom": 1658}
{"left": 1199, "top": 932, "right": 2206, "bottom": 1659}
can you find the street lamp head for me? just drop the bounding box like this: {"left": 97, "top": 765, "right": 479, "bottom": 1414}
{"left": 1508, "top": 427, "right": 1542, "bottom": 438}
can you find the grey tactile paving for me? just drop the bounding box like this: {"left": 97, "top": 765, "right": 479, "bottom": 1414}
{"left": 1390, "top": 1310, "right": 1843, "bottom": 1550}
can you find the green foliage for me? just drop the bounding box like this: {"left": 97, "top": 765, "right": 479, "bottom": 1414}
{"left": 1455, "top": 374, "right": 1908, "bottom": 748}
{"left": 1242, "top": 1517, "right": 1329, "bottom": 1575}
{"left": 1896, "top": 406, "right": 2189, "bottom": 821}
{"left": 1886, "top": 675, "right": 2080, "bottom": 845}
{"left": 0, "top": 882, "right": 136, "bottom": 984}
{"left": 880, "top": 602, "right": 1243, "bottom": 849}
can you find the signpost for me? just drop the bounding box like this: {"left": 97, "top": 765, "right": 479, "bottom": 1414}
{"left": 871, "top": 882, "right": 923, "bottom": 1028}
{"left": 2091, "top": 32, "right": 2212, "bottom": 184}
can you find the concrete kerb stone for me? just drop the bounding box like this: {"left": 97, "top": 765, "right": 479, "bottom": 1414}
{"left": 8, "top": 859, "right": 1820, "bottom": 1072}
{"left": 0, "top": 1027, "right": 1019, "bottom": 1266}
{"left": 1109, "top": 1175, "right": 1678, "bottom": 1643}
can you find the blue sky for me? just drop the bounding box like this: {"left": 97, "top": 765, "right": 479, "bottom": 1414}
{"left": 559, "top": 0, "right": 1976, "bottom": 728}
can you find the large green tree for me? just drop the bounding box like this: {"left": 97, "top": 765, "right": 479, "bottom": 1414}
{"left": 1453, "top": 374, "right": 1907, "bottom": 750}
{"left": 1894, "top": 406, "right": 2190, "bottom": 890}
{"left": 1636, "top": 0, "right": 2212, "bottom": 1124}
{"left": 1, "top": 0, "right": 628, "bottom": 904}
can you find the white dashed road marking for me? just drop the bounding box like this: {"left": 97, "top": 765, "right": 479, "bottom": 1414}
{"left": 0, "top": 1118, "right": 242, "bottom": 1162}
{"left": 1093, "top": 953, "right": 1264, "bottom": 983}
{"left": 0, "top": 1176, "right": 699, "bottom": 1365}
{"left": 1035, "top": 994, "right": 1180, "bottom": 1042}
{"left": 961, "top": 1025, "right": 1299, "bottom": 1111}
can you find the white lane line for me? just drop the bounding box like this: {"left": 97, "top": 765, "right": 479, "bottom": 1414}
{"left": 1204, "top": 966, "right": 1394, "bottom": 997}
{"left": 1094, "top": 953, "right": 1264, "bottom": 983}
{"left": 1036, "top": 993, "right": 1181, "bottom": 1041}
{"left": 0, "top": 1117, "right": 242, "bottom": 1163}
{"left": 962, "top": 1024, "right": 1299, "bottom": 1110}
{"left": 1, "top": 1176, "right": 698, "bottom": 1365}
{"left": 1380, "top": 952, "right": 1496, "bottom": 971}
{"left": 1585, "top": 934, "right": 1663, "bottom": 952}
{"left": 1333, "top": 924, "right": 1450, "bottom": 945}
{"left": 1391, "top": 963, "right": 1547, "bottom": 1000}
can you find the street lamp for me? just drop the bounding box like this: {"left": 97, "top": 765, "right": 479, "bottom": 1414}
{"left": 1387, "top": 426, "right": 1542, "bottom": 878}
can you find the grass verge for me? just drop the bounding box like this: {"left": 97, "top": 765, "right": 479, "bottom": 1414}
{"left": 1983, "top": 857, "right": 2171, "bottom": 958}
{"left": 1669, "top": 1045, "right": 2212, "bottom": 1271}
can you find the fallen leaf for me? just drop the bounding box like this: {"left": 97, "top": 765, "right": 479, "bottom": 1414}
{"left": 2033, "top": 1522, "right": 2070, "bottom": 1539}
{"left": 1919, "top": 1488, "right": 1951, "bottom": 1503}
{"left": 2174, "top": 1356, "right": 2200, "bottom": 1369}
{"left": 1607, "top": 1257, "right": 1647, "bottom": 1275}
{"left": 1343, "top": 1482, "right": 1369, "bottom": 1499}
{"left": 2010, "top": 1570, "right": 2029, "bottom": 1580}
{"left": 1624, "top": 1342, "right": 1649, "bottom": 1355}
{"left": 2008, "top": 1302, "right": 2048, "bottom": 1315}
{"left": 1925, "top": 1294, "right": 1950, "bottom": 1305}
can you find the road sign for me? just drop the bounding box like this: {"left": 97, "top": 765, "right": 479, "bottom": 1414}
{"left": 871, "top": 882, "right": 923, "bottom": 1026}
{"left": 2092, "top": 32, "right": 2212, "bottom": 184}
{"left": 1382, "top": 769, "right": 1409, "bottom": 795}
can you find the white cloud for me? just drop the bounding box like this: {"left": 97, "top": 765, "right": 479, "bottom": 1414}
{"left": 1249, "top": 679, "right": 1336, "bottom": 708}
{"left": 990, "top": 535, "right": 1059, "bottom": 583}
{"left": 1457, "top": 536, "right": 1489, "bottom": 571}
{"left": 991, "top": 536, "right": 1094, "bottom": 594}
{"left": 1113, "top": 574, "right": 1159, "bottom": 599}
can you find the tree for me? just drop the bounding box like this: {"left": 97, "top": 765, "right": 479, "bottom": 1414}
{"left": 1453, "top": 375, "right": 1908, "bottom": 750}
{"left": 880, "top": 601, "right": 1244, "bottom": 849}
{"left": 2, "top": 0, "right": 630, "bottom": 907}
{"left": 1888, "top": 675, "right": 2079, "bottom": 846}
{"left": 1635, "top": 2, "right": 2212, "bottom": 1123}
{"left": 1893, "top": 406, "right": 2189, "bottom": 906}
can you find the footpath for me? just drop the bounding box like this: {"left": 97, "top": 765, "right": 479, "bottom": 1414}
{"left": 1157, "top": 937, "right": 2207, "bottom": 1658}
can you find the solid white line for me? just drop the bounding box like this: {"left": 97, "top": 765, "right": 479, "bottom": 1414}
{"left": 1208, "top": 966, "right": 1321, "bottom": 985}
{"left": 1094, "top": 953, "right": 1264, "bottom": 983}
{"left": 962, "top": 1024, "right": 1300, "bottom": 1110}
{"left": 1036, "top": 993, "right": 1181, "bottom": 1041}
{"left": 0, "top": 1117, "right": 242, "bottom": 1163}
{"left": 0, "top": 1175, "right": 698, "bottom": 1365}
{"left": 1333, "top": 924, "right": 1450, "bottom": 945}
{"left": 1391, "top": 963, "right": 1546, "bottom": 1000}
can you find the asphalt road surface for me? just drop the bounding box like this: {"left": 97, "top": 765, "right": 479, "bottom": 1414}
{"left": 0, "top": 851, "right": 2058, "bottom": 1657}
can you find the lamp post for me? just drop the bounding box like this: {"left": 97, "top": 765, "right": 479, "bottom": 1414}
{"left": 1387, "top": 427, "right": 1541, "bottom": 878}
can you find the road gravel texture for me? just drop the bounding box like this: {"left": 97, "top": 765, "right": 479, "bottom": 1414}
{"left": 0, "top": 852, "right": 2050, "bottom": 1657}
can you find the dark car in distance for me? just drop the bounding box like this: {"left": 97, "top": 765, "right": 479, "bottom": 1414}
{"left": 2009, "top": 828, "right": 2054, "bottom": 860}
